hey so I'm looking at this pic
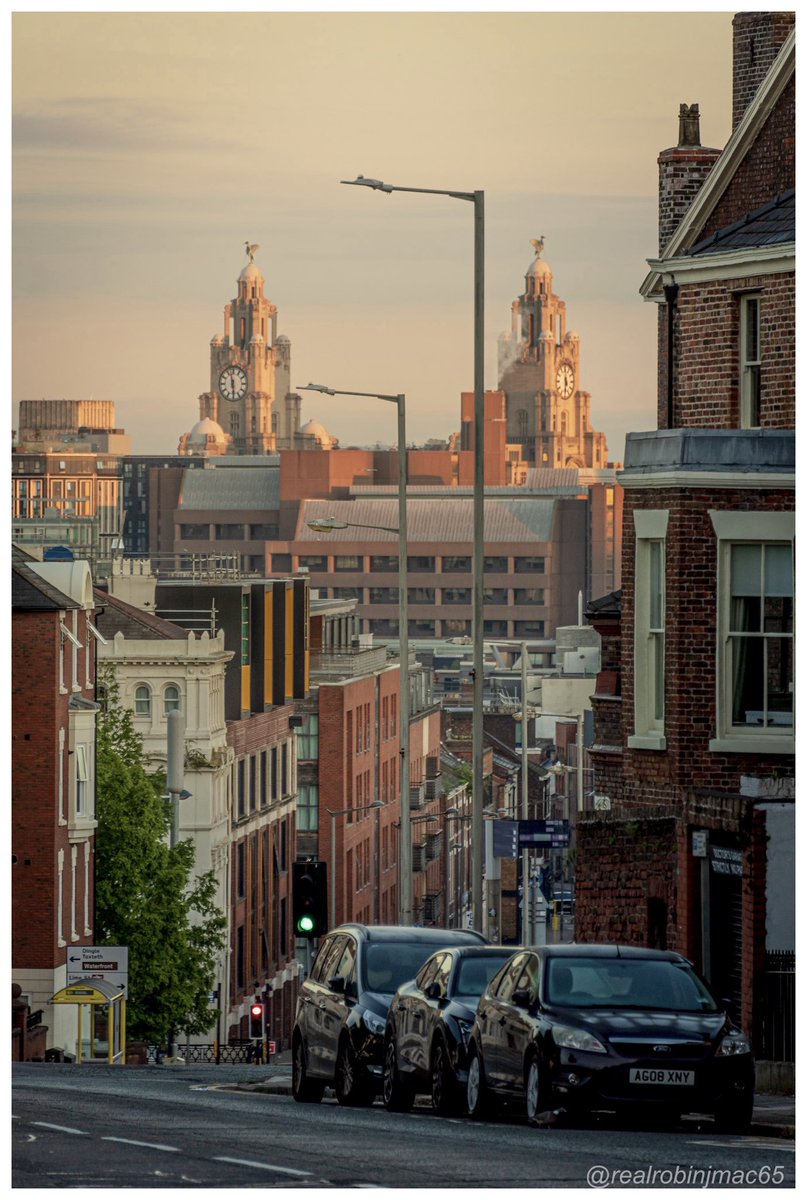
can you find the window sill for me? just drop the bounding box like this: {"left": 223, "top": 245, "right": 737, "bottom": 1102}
{"left": 68, "top": 818, "right": 98, "bottom": 842}
{"left": 627, "top": 733, "right": 667, "bottom": 751}
{"left": 709, "top": 735, "right": 795, "bottom": 756}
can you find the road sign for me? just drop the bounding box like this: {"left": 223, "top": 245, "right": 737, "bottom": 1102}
{"left": 518, "top": 819, "right": 570, "bottom": 849}
{"left": 67, "top": 945, "right": 129, "bottom": 998}
{"left": 492, "top": 820, "right": 571, "bottom": 856}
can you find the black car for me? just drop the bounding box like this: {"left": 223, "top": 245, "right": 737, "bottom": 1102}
{"left": 466, "top": 945, "right": 755, "bottom": 1131}
{"left": 291, "top": 923, "right": 487, "bottom": 1106}
{"left": 382, "top": 945, "right": 515, "bottom": 1115}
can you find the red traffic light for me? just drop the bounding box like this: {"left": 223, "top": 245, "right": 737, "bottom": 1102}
{"left": 249, "top": 1002, "right": 265, "bottom": 1038}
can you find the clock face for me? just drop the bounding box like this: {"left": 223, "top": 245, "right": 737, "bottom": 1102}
{"left": 556, "top": 363, "right": 575, "bottom": 399}
{"left": 219, "top": 365, "right": 248, "bottom": 401}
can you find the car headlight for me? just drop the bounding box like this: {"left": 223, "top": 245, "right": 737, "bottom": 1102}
{"left": 716, "top": 1032, "right": 752, "bottom": 1057}
{"left": 362, "top": 1010, "right": 387, "bottom": 1036}
{"left": 552, "top": 1023, "right": 607, "bottom": 1055}
{"left": 455, "top": 1017, "right": 474, "bottom": 1044}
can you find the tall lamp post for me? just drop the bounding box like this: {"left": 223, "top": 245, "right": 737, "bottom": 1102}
{"left": 341, "top": 175, "right": 485, "bottom": 934}
{"left": 300, "top": 383, "right": 412, "bottom": 925}
{"left": 327, "top": 801, "right": 383, "bottom": 929}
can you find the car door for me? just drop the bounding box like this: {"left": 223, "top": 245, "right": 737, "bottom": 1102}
{"left": 305, "top": 935, "right": 344, "bottom": 1077}
{"left": 414, "top": 953, "right": 452, "bottom": 1078}
{"left": 319, "top": 935, "right": 357, "bottom": 1077}
{"left": 498, "top": 953, "right": 540, "bottom": 1091}
{"left": 480, "top": 953, "right": 528, "bottom": 1090}
{"left": 397, "top": 955, "right": 441, "bottom": 1076}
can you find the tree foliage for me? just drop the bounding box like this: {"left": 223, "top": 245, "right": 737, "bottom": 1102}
{"left": 95, "top": 667, "right": 226, "bottom": 1044}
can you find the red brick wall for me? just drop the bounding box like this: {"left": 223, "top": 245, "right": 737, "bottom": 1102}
{"left": 619, "top": 486, "right": 794, "bottom": 797}
{"left": 658, "top": 271, "right": 795, "bottom": 430}
{"left": 731, "top": 12, "right": 794, "bottom": 131}
{"left": 657, "top": 146, "right": 721, "bottom": 255}
{"left": 317, "top": 669, "right": 403, "bottom": 927}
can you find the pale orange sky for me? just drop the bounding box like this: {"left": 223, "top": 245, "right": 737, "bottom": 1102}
{"left": 12, "top": 10, "right": 736, "bottom": 459}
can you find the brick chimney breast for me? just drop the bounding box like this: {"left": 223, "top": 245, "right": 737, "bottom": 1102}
{"left": 657, "top": 106, "right": 721, "bottom": 255}
{"left": 732, "top": 11, "right": 795, "bottom": 130}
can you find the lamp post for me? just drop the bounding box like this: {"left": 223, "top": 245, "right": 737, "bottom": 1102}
{"left": 328, "top": 801, "right": 383, "bottom": 929}
{"left": 443, "top": 806, "right": 472, "bottom": 928}
{"left": 300, "top": 383, "right": 412, "bottom": 925}
{"left": 341, "top": 176, "right": 485, "bottom": 935}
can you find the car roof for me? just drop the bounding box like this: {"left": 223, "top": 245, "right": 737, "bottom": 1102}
{"left": 329, "top": 924, "right": 487, "bottom": 945}
{"left": 534, "top": 944, "right": 687, "bottom": 962}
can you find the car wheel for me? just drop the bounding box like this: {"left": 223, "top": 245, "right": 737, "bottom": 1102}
{"left": 713, "top": 1087, "right": 754, "bottom": 1134}
{"left": 335, "top": 1037, "right": 374, "bottom": 1107}
{"left": 291, "top": 1035, "right": 324, "bottom": 1104}
{"left": 525, "top": 1051, "right": 551, "bottom": 1125}
{"left": 431, "top": 1038, "right": 460, "bottom": 1116}
{"left": 466, "top": 1044, "right": 493, "bottom": 1119}
{"left": 382, "top": 1037, "right": 414, "bottom": 1113}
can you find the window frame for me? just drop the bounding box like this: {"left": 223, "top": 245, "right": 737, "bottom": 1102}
{"left": 134, "top": 684, "right": 151, "bottom": 717}
{"left": 739, "top": 293, "right": 761, "bottom": 429}
{"left": 709, "top": 510, "right": 794, "bottom": 754}
{"left": 163, "top": 684, "right": 181, "bottom": 716}
{"left": 628, "top": 510, "right": 668, "bottom": 751}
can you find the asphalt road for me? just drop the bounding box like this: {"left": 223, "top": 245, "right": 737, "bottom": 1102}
{"left": 12, "top": 1063, "right": 795, "bottom": 1189}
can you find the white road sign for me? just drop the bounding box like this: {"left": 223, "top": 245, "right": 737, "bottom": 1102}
{"left": 67, "top": 945, "right": 129, "bottom": 998}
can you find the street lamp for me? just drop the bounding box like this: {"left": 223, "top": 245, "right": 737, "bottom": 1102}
{"left": 300, "top": 383, "right": 413, "bottom": 926}
{"left": 342, "top": 175, "right": 485, "bottom": 936}
{"left": 328, "top": 801, "right": 383, "bottom": 929}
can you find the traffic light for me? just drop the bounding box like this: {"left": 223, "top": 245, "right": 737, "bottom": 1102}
{"left": 248, "top": 1002, "right": 265, "bottom": 1039}
{"left": 292, "top": 860, "right": 328, "bottom": 939}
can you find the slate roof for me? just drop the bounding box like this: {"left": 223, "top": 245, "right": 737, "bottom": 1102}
{"left": 689, "top": 189, "right": 795, "bottom": 256}
{"left": 94, "top": 589, "right": 189, "bottom": 641}
{"left": 179, "top": 464, "right": 280, "bottom": 512}
{"left": 12, "top": 561, "right": 77, "bottom": 612}
{"left": 299, "top": 496, "right": 559, "bottom": 543}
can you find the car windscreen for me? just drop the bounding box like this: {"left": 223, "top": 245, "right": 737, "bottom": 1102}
{"left": 363, "top": 942, "right": 451, "bottom": 994}
{"left": 545, "top": 957, "right": 719, "bottom": 1012}
{"left": 454, "top": 954, "right": 513, "bottom": 997}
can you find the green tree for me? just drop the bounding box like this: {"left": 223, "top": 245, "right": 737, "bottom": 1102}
{"left": 95, "top": 668, "right": 226, "bottom": 1044}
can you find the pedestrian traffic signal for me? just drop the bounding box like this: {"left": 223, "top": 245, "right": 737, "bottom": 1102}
{"left": 248, "top": 1002, "right": 265, "bottom": 1039}
{"left": 292, "top": 860, "right": 328, "bottom": 939}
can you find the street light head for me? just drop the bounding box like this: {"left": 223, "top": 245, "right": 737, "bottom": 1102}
{"left": 307, "top": 517, "right": 349, "bottom": 534}
{"left": 341, "top": 175, "right": 394, "bottom": 193}
{"left": 298, "top": 382, "right": 336, "bottom": 395}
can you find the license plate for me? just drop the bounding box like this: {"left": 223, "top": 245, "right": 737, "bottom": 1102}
{"left": 629, "top": 1068, "right": 694, "bottom": 1086}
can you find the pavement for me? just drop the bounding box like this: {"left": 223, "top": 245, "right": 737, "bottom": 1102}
{"left": 236, "top": 1051, "right": 795, "bottom": 1140}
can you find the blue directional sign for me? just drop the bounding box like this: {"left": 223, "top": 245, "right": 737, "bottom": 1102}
{"left": 492, "top": 820, "right": 520, "bottom": 859}
{"left": 519, "top": 819, "right": 570, "bottom": 849}
{"left": 491, "top": 819, "right": 570, "bottom": 857}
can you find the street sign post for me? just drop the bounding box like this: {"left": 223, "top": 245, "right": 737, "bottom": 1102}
{"left": 67, "top": 946, "right": 129, "bottom": 998}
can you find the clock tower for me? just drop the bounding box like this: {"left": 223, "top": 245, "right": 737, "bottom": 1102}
{"left": 498, "top": 239, "right": 608, "bottom": 470}
{"left": 198, "top": 245, "right": 298, "bottom": 454}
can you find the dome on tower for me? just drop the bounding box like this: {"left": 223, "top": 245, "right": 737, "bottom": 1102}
{"left": 249, "top": 331, "right": 264, "bottom": 344}
{"left": 526, "top": 254, "right": 551, "bottom": 279}
{"left": 238, "top": 261, "right": 263, "bottom": 283}
{"left": 276, "top": 334, "right": 290, "bottom": 344}
{"left": 211, "top": 334, "right": 226, "bottom": 346}
{"left": 300, "top": 418, "right": 337, "bottom": 450}
{"left": 189, "top": 417, "right": 227, "bottom": 444}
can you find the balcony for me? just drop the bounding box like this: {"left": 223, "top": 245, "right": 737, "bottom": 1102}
{"left": 310, "top": 645, "right": 388, "bottom": 679}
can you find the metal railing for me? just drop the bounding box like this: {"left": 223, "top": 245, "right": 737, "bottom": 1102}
{"left": 757, "top": 950, "right": 795, "bottom": 1062}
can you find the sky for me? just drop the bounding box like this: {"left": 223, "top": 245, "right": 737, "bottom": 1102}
{"left": 11, "top": 8, "right": 738, "bottom": 462}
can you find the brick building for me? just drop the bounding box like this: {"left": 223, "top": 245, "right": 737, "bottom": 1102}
{"left": 578, "top": 12, "right": 794, "bottom": 1062}
{"left": 12, "top": 549, "right": 101, "bottom": 1056}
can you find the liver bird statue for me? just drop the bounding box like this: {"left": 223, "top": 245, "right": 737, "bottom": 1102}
{"left": 530, "top": 236, "right": 545, "bottom": 257}
{"left": 245, "top": 241, "right": 260, "bottom": 262}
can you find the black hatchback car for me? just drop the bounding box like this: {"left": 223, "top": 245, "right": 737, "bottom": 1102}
{"left": 466, "top": 945, "right": 755, "bottom": 1131}
{"left": 292, "top": 923, "right": 487, "bottom": 1106}
{"left": 382, "top": 945, "right": 515, "bottom": 1115}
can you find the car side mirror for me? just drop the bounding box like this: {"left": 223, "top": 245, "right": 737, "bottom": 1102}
{"left": 425, "top": 981, "right": 442, "bottom": 1001}
{"left": 513, "top": 987, "right": 531, "bottom": 1009}
{"left": 328, "top": 975, "right": 345, "bottom": 994}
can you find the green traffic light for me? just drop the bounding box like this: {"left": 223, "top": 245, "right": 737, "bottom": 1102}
{"left": 297, "top": 914, "right": 315, "bottom": 934}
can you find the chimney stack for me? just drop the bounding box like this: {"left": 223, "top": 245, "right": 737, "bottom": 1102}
{"left": 732, "top": 12, "right": 795, "bottom": 130}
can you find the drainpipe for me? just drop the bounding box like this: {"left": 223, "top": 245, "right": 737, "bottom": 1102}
{"left": 663, "top": 280, "right": 679, "bottom": 429}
